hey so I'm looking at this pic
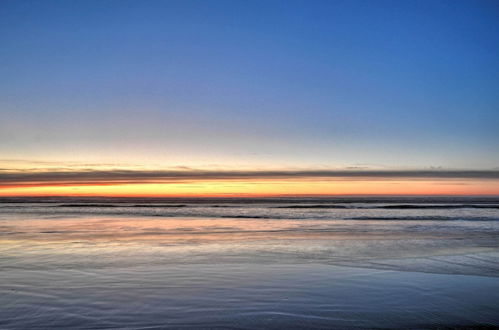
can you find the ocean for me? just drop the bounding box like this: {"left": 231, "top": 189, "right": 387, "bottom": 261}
{"left": 1, "top": 196, "right": 499, "bottom": 329}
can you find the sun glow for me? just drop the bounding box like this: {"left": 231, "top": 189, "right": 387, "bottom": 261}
{"left": 1, "top": 178, "right": 498, "bottom": 197}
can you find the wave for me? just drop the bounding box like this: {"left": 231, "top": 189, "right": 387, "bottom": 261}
{"left": 275, "top": 205, "right": 349, "bottom": 209}
{"left": 275, "top": 204, "right": 499, "bottom": 210}
{"left": 54, "top": 204, "right": 187, "bottom": 208}
{"left": 133, "top": 204, "right": 187, "bottom": 208}
{"left": 221, "top": 215, "right": 274, "bottom": 219}
{"left": 378, "top": 204, "right": 499, "bottom": 209}
{"left": 348, "top": 216, "right": 499, "bottom": 221}
{"left": 55, "top": 204, "right": 120, "bottom": 208}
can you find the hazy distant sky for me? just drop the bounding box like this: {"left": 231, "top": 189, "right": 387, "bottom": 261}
{"left": 1, "top": 0, "right": 498, "bottom": 195}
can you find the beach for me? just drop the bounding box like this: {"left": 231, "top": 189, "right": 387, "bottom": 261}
{"left": 3, "top": 0, "right": 499, "bottom": 328}
{"left": 1, "top": 197, "right": 499, "bottom": 328}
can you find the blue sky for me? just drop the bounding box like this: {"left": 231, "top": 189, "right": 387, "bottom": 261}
{"left": 1, "top": 0, "right": 498, "bottom": 170}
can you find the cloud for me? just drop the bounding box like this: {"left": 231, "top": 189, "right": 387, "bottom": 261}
{"left": 0, "top": 169, "right": 498, "bottom": 188}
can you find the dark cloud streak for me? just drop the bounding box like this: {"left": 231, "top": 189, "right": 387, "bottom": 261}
{"left": 0, "top": 169, "right": 498, "bottom": 188}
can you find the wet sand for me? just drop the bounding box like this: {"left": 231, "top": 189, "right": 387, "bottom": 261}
{"left": 1, "top": 200, "right": 498, "bottom": 328}
{"left": 1, "top": 263, "right": 499, "bottom": 329}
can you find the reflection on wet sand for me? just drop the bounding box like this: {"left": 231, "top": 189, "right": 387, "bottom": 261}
{"left": 1, "top": 214, "right": 498, "bottom": 277}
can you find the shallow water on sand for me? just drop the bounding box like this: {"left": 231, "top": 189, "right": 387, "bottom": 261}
{"left": 2, "top": 263, "right": 499, "bottom": 329}
{"left": 1, "top": 197, "right": 499, "bottom": 328}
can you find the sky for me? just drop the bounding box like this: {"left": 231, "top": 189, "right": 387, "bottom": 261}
{"left": 1, "top": 0, "right": 499, "bottom": 196}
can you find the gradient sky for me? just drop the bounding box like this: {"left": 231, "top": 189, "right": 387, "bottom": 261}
{"left": 1, "top": 0, "right": 499, "bottom": 195}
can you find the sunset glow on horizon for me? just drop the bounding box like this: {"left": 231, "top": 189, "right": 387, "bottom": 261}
{"left": 2, "top": 181, "right": 499, "bottom": 197}
{"left": 1, "top": 164, "right": 498, "bottom": 196}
